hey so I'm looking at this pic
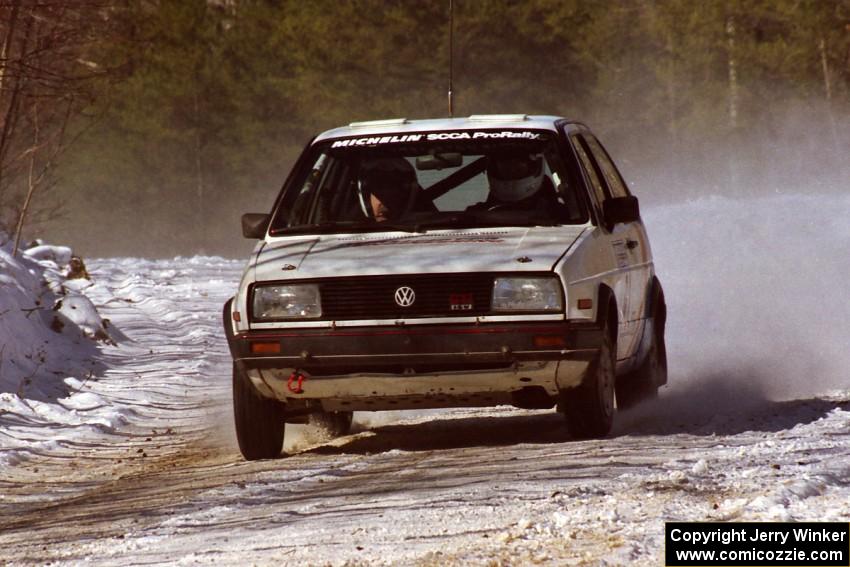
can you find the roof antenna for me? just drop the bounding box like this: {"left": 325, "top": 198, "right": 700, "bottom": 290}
{"left": 448, "top": 0, "right": 454, "bottom": 117}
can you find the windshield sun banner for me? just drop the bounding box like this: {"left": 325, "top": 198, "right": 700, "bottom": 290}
{"left": 331, "top": 130, "right": 544, "bottom": 147}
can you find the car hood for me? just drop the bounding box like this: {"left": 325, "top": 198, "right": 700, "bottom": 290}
{"left": 253, "top": 226, "right": 588, "bottom": 281}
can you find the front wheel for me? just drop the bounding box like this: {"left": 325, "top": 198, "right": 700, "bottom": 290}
{"left": 561, "top": 329, "right": 616, "bottom": 439}
{"left": 233, "top": 362, "right": 285, "bottom": 460}
{"left": 308, "top": 410, "right": 353, "bottom": 441}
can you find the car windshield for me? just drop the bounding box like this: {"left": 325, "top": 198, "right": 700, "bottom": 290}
{"left": 269, "top": 129, "right": 589, "bottom": 235}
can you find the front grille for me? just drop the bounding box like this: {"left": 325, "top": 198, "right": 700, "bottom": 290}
{"left": 319, "top": 273, "right": 493, "bottom": 320}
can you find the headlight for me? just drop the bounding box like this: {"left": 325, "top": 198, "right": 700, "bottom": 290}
{"left": 252, "top": 284, "right": 322, "bottom": 320}
{"left": 491, "top": 277, "right": 563, "bottom": 312}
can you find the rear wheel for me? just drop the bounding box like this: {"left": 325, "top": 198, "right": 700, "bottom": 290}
{"left": 616, "top": 292, "right": 667, "bottom": 410}
{"left": 308, "top": 410, "right": 354, "bottom": 441}
{"left": 561, "top": 327, "right": 616, "bottom": 439}
{"left": 233, "top": 362, "right": 285, "bottom": 460}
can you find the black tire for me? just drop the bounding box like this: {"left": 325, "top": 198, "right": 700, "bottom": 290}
{"left": 308, "top": 410, "right": 354, "bottom": 441}
{"left": 233, "top": 362, "right": 285, "bottom": 460}
{"left": 616, "top": 295, "right": 667, "bottom": 410}
{"left": 561, "top": 328, "right": 616, "bottom": 439}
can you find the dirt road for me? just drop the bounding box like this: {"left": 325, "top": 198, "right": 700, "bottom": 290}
{"left": 1, "top": 256, "right": 848, "bottom": 566}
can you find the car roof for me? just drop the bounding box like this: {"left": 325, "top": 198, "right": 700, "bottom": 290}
{"left": 314, "top": 114, "right": 577, "bottom": 143}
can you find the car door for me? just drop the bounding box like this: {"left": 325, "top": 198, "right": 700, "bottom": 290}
{"left": 567, "top": 133, "right": 635, "bottom": 361}
{"left": 582, "top": 133, "right": 651, "bottom": 360}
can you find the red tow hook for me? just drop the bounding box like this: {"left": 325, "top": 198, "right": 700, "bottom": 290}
{"left": 287, "top": 371, "right": 306, "bottom": 394}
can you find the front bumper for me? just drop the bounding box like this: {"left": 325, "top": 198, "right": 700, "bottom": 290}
{"left": 228, "top": 322, "right": 603, "bottom": 369}
{"left": 225, "top": 321, "right": 604, "bottom": 409}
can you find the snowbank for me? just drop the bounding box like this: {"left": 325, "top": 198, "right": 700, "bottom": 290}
{"left": 0, "top": 237, "right": 125, "bottom": 467}
{"left": 0, "top": 237, "right": 110, "bottom": 400}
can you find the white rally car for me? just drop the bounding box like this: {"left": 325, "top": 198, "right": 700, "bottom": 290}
{"left": 224, "top": 114, "right": 667, "bottom": 460}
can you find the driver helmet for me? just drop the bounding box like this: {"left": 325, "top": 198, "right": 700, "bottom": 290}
{"left": 487, "top": 153, "right": 545, "bottom": 203}
{"left": 359, "top": 157, "right": 417, "bottom": 218}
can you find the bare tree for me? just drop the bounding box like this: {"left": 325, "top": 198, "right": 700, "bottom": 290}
{"left": 0, "top": 0, "right": 119, "bottom": 253}
{"left": 725, "top": 14, "right": 740, "bottom": 191}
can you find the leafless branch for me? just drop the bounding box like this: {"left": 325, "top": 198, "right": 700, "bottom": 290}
{"left": 0, "top": 0, "right": 120, "bottom": 236}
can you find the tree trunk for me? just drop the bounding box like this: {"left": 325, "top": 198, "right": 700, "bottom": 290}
{"left": 726, "top": 16, "right": 738, "bottom": 130}
{"left": 726, "top": 14, "right": 739, "bottom": 191}
{"left": 193, "top": 88, "right": 205, "bottom": 253}
{"left": 819, "top": 36, "right": 839, "bottom": 154}
{"left": 0, "top": 9, "right": 34, "bottom": 202}
{"left": 665, "top": 28, "right": 678, "bottom": 147}
{"left": 12, "top": 103, "right": 37, "bottom": 257}
{"left": 0, "top": 1, "right": 21, "bottom": 96}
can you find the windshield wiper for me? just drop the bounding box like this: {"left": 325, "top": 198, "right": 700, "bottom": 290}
{"left": 409, "top": 214, "right": 479, "bottom": 231}
{"left": 464, "top": 209, "right": 561, "bottom": 227}
{"left": 270, "top": 213, "right": 559, "bottom": 236}
{"left": 270, "top": 221, "right": 351, "bottom": 235}
{"left": 411, "top": 212, "right": 559, "bottom": 231}
{"left": 271, "top": 220, "right": 421, "bottom": 235}
{"left": 366, "top": 222, "right": 422, "bottom": 233}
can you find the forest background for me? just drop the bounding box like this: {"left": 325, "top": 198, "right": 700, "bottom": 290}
{"left": 0, "top": 0, "right": 848, "bottom": 257}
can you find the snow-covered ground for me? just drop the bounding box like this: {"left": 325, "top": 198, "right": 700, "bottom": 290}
{"left": 0, "top": 194, "right": 848, "bottom": 565}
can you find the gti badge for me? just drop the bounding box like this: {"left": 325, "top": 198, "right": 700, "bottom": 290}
{"left": 394, "top": 286, "right": 416, "bottom": 307}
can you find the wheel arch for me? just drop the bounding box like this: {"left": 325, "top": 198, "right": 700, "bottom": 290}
{"left": 648, "top": 278, "right": 668, "bottom": 385}
{"left": 647, "top": 277, "right": 666, "bottom": 336}
{"left": 223, "top": 297, "right": 237, "bottom": 357}
{"left": 595, "top": 284, "right": 618, "bottom": 343}
{"left": 646, "top": 276, "right": 667, "bottom": 321}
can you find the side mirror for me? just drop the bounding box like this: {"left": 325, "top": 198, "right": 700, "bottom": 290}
{"left": 603, "top": 196, "right": 640, "bottom": 228}
{"left": 241, "top": 213, "right": 270, "bottom": 239}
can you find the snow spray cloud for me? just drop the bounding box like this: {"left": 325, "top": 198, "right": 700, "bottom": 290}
{"left": 643, "top": 193, "right": 850, "bottom": 406}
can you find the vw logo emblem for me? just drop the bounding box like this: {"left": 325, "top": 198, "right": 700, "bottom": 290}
{"left": 394, "top": 286, "right": 416, "bottom": 307}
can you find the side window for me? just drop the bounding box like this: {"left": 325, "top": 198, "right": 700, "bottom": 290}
{"left": 314, "top": 161, "right": 356, "bottom": 222}
{"left": 584, "top": 135, "right": 630, "bottom": 198}
{"left": 571, "top": 134, "right": 608, "bottom": 207}
{"left": 544, "top": 145, "right": 589, "bottom": 223}
{"left": 281, "top": 151, "right": 354, "bottom": 226}
{"left": 284, "top": 152, "right": 330, "bottom": 226}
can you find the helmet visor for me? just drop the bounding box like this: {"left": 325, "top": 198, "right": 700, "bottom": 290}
{"left": 489, "top": 154, "right": 542, "bottom": 180}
